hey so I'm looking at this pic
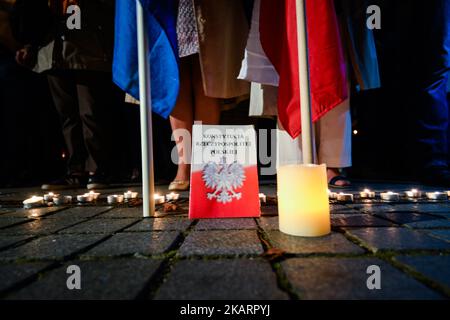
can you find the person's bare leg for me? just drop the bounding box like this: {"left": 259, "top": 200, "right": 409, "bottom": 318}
{"left": 170, "top": 56, "right": 194, "bottom": 182}
{"left": 316, "top": 97, "right": 352, "bottom": 187}
{"left": 192, "top": 55, "right": 221, "bottom": 124}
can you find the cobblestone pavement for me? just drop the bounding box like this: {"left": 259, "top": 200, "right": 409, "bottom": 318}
{"left": 0, "top": 182, "right": 450, "bottom": 300}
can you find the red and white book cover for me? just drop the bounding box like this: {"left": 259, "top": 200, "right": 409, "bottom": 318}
{"left": 189, "top": 125, "right": 261, "bottom": 219}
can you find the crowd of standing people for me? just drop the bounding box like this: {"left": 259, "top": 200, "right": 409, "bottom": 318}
{"left": 1, "top": 0, "right": 450, "bottom": 189}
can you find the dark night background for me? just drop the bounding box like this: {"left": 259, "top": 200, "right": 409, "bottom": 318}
{"left": 0, "top": 0, "right": 449, "bottom": 187}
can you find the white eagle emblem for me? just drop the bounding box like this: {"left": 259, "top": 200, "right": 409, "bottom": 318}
{"left": 202, "top": 157, "right": 246, "bottom": 203}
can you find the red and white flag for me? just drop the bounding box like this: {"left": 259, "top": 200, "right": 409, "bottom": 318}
{"left": 260, "top": 0, "right": 348, "bottom": 138}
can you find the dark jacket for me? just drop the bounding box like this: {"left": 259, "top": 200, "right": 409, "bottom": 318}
{"left": 31, "top": 0, "right": 115, "bottom": 73}
{"left": 335, "top": 0, "right": 381, "bottom": 90}
{"left": 193, "top": 0, "right": 250, "bottom": 98}
{"left": 1, "top": 3, "right": 19, "bottom": 53}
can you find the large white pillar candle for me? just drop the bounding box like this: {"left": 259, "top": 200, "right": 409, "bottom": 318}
{"left": 277, "top": 164, "right": 330, "bottom": 237}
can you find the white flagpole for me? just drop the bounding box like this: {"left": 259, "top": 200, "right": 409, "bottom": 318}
{"left": 136, "top": 0, "right": 155, "bottom": 217}
{"left": 295, "top": 0, "right": 314, "bottom": 164}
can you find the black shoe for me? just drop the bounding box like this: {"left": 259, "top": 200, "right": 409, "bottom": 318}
{"left": 41, "top": 175, "right": 84, "bottom": 190}
{"left": 419, "top": 166, "right": 450, "bottom": 187}
{"left": 87, "top": 174, "right": 110, "bottom": 190}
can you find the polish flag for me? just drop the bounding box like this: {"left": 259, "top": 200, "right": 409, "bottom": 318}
{"left": 260, "top": 0, "right": 348, "bottom": 138}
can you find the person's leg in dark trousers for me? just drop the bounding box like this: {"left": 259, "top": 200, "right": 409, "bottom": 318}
{"left": 75, "top": 71, "right": 120, "bottom": 188}
{"left": 42, "top": 71, "right": 87, "bottom": 189}
{"left": 47, "top": 72, "right": 86, "bottom": 174}
{"left": 410, "top": 0, "right": 450, "bottom": 184}
{"left": 392, "top": 0, "right": 450, "bottom": 184}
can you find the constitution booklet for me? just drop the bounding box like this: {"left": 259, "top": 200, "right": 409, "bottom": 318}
{"left": 189, "top": 125, "right": 261, "bottom": 219}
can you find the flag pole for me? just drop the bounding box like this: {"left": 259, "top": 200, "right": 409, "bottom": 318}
{"left": 295, "top": 0, "right": 314, "bottom": 164}
{"left": 136, "top": 0, "right": 155, "bottom": 217}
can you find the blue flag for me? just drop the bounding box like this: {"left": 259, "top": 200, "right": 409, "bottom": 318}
{"left": 113, "top": 0, "right": 179, "bottom": 118}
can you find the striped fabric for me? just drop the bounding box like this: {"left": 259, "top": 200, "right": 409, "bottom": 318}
{"left": 176, "top": 0, "right": 199, "bottom": 58}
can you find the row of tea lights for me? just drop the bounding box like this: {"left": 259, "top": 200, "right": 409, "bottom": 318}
{"left": 23, "top": 188, "right": 445, "bottom": 208}
{"left": 258, "top": 189, "right": 449, "bottom": 204}
{"left": 329, "top": 188, "right": 450, "bottom": 202}
{"left": 23, "top": 191, "right": 181, "bottom": 208}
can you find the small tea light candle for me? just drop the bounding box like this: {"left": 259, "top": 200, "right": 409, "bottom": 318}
{"left": 328, "top": 190, "right": 338, "bottom": 200}
{"left": 107, "top": 195, "right": 124, "bottom": 204}
{"left": 166, "top": 192, "right": 180, "bottom": 201}
{"left": 426, "top": 191, "right": 447, "bottom": 201}
{"left": 359, "top": 189, "right": 376, "bottom": 199}
{"left": 405, "top": 189, "right": 422, "bottom": 198}
{"left": 43, "top": 192, "right": 59, "bottom": 202}
{"left": 258, "top": 193, "right": 267, "bottom": 203}
{"left": 87, "top": 191, "right": 100, "bottom": 200}
{"left": 23, "top": 196, "right": 44, "bottom": 209}
{"left": 336, "top": 193, "right": 354, "bottom": 202}
{"left": 380, "top": 191, "right": 400, "bottom": 202}
{"left": 124, "top": 190, "right": 139, "bottom": 200}
{"left": 77, "top": 194, "right": 93, "bottom": 203}
{"left": 53, "top": 195, "right": 72, "bottom": 206}
{"left": 154, "top": 194, "right": 165, "bottom": 205}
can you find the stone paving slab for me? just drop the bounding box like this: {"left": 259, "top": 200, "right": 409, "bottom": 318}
{"left": 0, "top": 234, "right": 107, "bottom": 261}
{"left": 0, "top": 207, "right": 65, "bottom": 219}
{"left": 0, "top": 262, "right": 52, "bottom": 293}
{"left": 0, "top": 235, "right": 34, "bottom": 251}
{"left": 282, "top": 257, "right": 443, "bottom": 299}
{"left": 0, "top": 209, "right": 15, "bottom": 215}
{"left": 125, "top": 217, "right": 191, "bottom": 232}
{"left": 257, "top": 217, "right": 278, "bottom": 231}
{"left": 381, "top": 204, "right": 421, "bottom": 212}
{"left": 404, "top": 219, "right": 450, "bottom": 229}
{"left": 178, "top": 230, "right": 264, "bottom": 257}
{"left": 429, "top": 212, "right": 450, "bottom": 219}
{"left": 425, "top": 230, "right": 450, "bottom": 242}
{"left": 343, "top": 203, "right": 388, "bottom": 210}
{"left": 96, "top": 207, "right": 144, "bottom": 219}
{"left": 2, "top": 183, "right": 450, "bottom": 300}
{"left": 153, "top": 210, "right": 188, "bottom": 218}
{"left": 266, "top": 231, "right": 365, "bottom": 255}
{"left": 331, "top": 214, "right": 394, "bottom": 227}
{"left": 47, "top": 206, "right": 113, "bottom": 219}
{"left": 345, "top": 227, "right": 450, "bottom": 252}
{"left": 373, "top": 212, "right": 441, "bottom": 225}
{"left": 7, "top": 259, "right": 162, "bottom": 300}
{"left": 358, "top": 204, "right": 397, "bottom": 214}
{"left": 412, "top": 204, "right": 450, "bottom": 214}
{"left": 394, "top": 255, "right": 450, "bottom": 291}
{"left": 330, "top": 204, "right": 360, "bottom": 214}
{"left": 0, "top": 217, "right": 29, "bottom": 229}
{"left": 1, "top": 218, "right": 86, "bottom": 235}
{"left": 155, "top": 259, "right": 288, "bottom": 300}
{"left": 81, "top": 232, "right": 180, "bottom": 258}
{"left": 195, "top": 219, "right": 257, "bottom": 230}
{"left": 58, "top": 218, "right": 138, "bottom": 234}
{"left": 257, "top": 215, "right": 393, "bottom": 230}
